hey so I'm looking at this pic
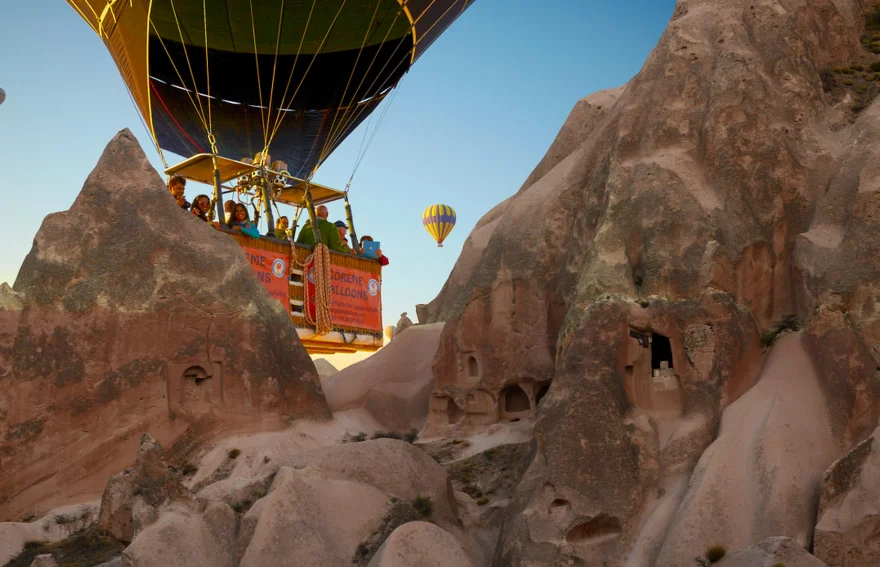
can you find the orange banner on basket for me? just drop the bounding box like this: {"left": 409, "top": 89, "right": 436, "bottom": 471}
{"left": 242, "top": 245, "right": 289, "bottom": 307}
{"left": 305, "top": 263, "right": 382, "bottom": 331}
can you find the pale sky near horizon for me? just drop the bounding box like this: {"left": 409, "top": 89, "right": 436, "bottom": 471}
{"left": 0, "top": 1, "right": 676, "bottom": 369}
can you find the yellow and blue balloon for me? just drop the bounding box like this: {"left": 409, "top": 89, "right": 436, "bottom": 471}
{"left": 422, "top": 204, "right": 456, "bottom": 247}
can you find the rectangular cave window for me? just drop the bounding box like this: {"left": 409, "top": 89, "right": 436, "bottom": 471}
{"left": 651, "top": 334, "right": 673, "bottom": 370}
{"left": 468, "top": 355, "right": 479, "bottom": 377}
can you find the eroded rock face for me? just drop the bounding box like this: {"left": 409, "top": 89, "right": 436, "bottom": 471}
{"left": 0, "top": 502, "right": 99, "bottom": 565}
{"left": 121, "top": 502, "right": 235, "bottom": 567}
{"left": 654, "top": 334, "right": 839, "bottom": 566}
{"left": 29, "top": 555, "right": 60, "bottom": 567}
{"left": 323, "top": 323, "right": 444, "bottom": 432}
{"left": 122, "top": 438, "right": 476, "bottom": 567}
{"left": 420, "top": 0, "right": 880, "bottom": 564}
{"left": 0, "top": 129, "right": 329, "bottom": 521}
{"left": 814, "top": 425, "right": 880, "bottom": 567}
{"left": 716, "top": 537, "right": 829, "bottom": 567}
{"left": 366, "top": 521, "right": 475, "bottom": 567}
{"left": 98, "top": 434, "right": 188, "bottom": 542}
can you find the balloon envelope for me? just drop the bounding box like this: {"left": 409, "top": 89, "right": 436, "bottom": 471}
{"left": 422, "top": 204, "right": 456, "bottom": 247}
{"left": 64, "top": 0, "right": 475, "bottom": 175}
{"left": 0, "top": 88, "right": 6, "bottom": 106}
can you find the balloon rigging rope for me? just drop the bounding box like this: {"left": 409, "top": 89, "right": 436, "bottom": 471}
{"left": 148, "top": 20, "right": 209, "bottom": 133}
{"left": 317, "top": 0, "right": 437, "bottom": 170}
{"left": 167, "top": 0, "right": 209, "bottom": 131}
{"left": 248, "top": 0, "right": 268, "bottom": 148}
{"left": 317, "top": 0, "right": 448, "bottom": 172}
{"left": 266, "top": 0, "right": 350, "bottom": 148}
{"left": 318, "top": 0, "right": 396, "bottom": 165}
{"left": 266, "top": 0, "right": 318, "bottom": 145}
{"left": 202, "top": 0, "right": 212, "bottom": 133}
{"left": 265, "top": 0, "right": 287, "bottom": 149}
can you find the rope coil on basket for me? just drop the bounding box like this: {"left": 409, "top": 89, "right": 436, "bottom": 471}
{"left": 294, "top": 243, "right": 333, "bottom": 335}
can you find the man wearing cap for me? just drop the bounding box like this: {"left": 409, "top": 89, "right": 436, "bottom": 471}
{"left": 334, "top": 220, "right": 355, "bottom": 254}
{"left": 295, "top": 205, "right": 348, "bottom": 253}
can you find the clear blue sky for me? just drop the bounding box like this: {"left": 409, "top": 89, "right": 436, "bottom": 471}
{"left": 0, "top": 0, "right": 675, "bottom": 329}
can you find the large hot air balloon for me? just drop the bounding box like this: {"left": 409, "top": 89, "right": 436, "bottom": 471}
{"left": 64, "top": 0, "right": 474, "bottom": 356}
{"left": 422, "top": 204, "right": 456, "bottom": 247}
{"left": 0, "top": 88, "right": 6, "bottom": 106}
{"left": 65, "top": 0, "right": 475, "bottom": 221}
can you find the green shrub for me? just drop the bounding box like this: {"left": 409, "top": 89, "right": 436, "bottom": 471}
{"left": 867, "top": 73, "right": 878, "bottom": 81}
{"left": 842, "top": 78, "right": 855, "bottom": 86}
{"left": 350, "top": 432, "right": 367, "bottom": 443}
{"left": 857, "top": 85, "right": 868, "bottom": 94}
{"left": 772, "top": 563, "right": 785, "bottom": 567}
{"left": 4, "top": 526, "right": 124, "bottom": 567}
{"left": 821, "top": 70, "right": 837, "bottom": 91}
{"left": 413, "top": 496, "right": 433, "bottom": 518}
{"left": 178, "top": 461, "right": 198, "bottom": 476}
{"left": 760, "top": 315, "right": 804, "bottom": 349}
{"left": 852, "top": 63, "right": 865, "bottom": 71}
{"left": 403, "top": 429, "right": 418, "bottom": 443}
{"left": 870, "top": 61, "right": 880, "bottom": 72}
{"left": 705, "top": 545, "right": 726, "bottom": 563}
{"left": 227, "top": 448, "right": 241, "bottom": 459}
{"left": 476, "top": 497, "right": 489, "bottom": 506}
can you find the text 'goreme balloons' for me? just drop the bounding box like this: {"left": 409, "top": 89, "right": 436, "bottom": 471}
{"left": 422, "top": 204, "right": 456, "bottom": 247}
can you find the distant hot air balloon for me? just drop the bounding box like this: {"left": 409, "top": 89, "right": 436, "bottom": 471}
{"left": 422, "top": 204, "right": 456, "bottom": 247}
{"left": 0, "top": 88, "right": 6, "bottom": 106}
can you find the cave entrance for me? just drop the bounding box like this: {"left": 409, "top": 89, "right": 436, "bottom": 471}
{"left": 181, "top": 366, "right": 212, "bottom": 410}
{"left": 501, "top": 385, "right": 531, "bottom": 419}
{"left": 651, "top": 334, "right": 673, "bottom": 371}
{"left": 535, "top": 383, "right": 550, "bottom": 407}
{"left": 622, "top": 330, "right": 682, "bottom": 413}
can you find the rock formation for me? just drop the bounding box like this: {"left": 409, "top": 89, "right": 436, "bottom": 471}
{"left": 114, "top": 437, "right": 478, "bottom": 566}
{"left": 29, "top": 555, "right": 60, "bottom": 567}
{"left": 419, "top": 0, "right": 880, "bottom": 564}
{"left": 716, "top": 537, "right": 830, "bottom": 567}
{"left": 98, "top": 434, "right": 189, "bottom": 542}
{"left": 323, "top": 323, "right": 444, "bottom": 432}
{"left": 0, "top": 502, "right": 99, "bottom": 565}
{"left": 313, "top": 358, "right": 339, "bottom": 380}
{"left": 814, "top": 425, "right": 880, "bottom": 567}
{"left": 8, "top": 0, "right": 880, "bottom": 565}
{"left": 366, "top": 521, "right": 475, "bottom": 567}
{"left": 0, "top": 129, "right": 329, "bottom": 521}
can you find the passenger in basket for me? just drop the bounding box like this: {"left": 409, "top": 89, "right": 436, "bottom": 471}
{"left": 224, "top": 200, "right": 235, "bottom": 223}
{"left": 334, "top": 221, "right": 354, "bottom": 253}
{"left": 168, "top": 175, "right": 190, "bottom": 210}
{"left": 274, "top": 216, "right": 290, "bottom": 239}
{"left": 190, "top": 194, "right": 211, "bottom": 222}
{"left": 228, "top": 202, "right": 258, "bottom": 238}
{"left": 295, "top": 205, "right": 347, "bottom": 253}
{"left": 359, "top": 235, "right": 389, "bottom": 266}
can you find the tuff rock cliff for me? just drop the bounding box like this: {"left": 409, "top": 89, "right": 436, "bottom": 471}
{"left": 0, "top": 130, "right": 329, "bottom": 524}
{"left": 420, "top": 0, "right": 880, "bottom": 565}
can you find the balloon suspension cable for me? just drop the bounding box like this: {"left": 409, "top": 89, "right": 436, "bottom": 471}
{"left": 208, "top": 132, "right": 222, "bottom": 222}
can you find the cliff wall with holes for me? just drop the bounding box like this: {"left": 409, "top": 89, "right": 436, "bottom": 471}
{"left": 0, "top": 129, "right": 329, "bottom": 522}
